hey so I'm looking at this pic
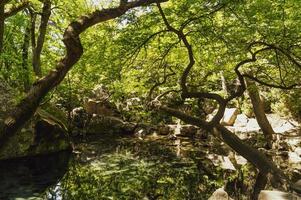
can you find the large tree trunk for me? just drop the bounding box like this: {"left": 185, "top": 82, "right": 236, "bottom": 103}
{"left": 0, "top": 0, "right": 167, "bottom": 148}
{"left": 251, "top": 171, "right": 268, "bottom": 200}
{"left": 158, "top": 105, "right": 289, "bottom": 185}
{"left": 246, "top": 78, "right": 274, "bottom": 149}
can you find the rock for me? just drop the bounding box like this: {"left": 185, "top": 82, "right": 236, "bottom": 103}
{"left": 84, "top": 99, "right": 119, "bottom": 116}
{"left": 178, "top": 125, "right": 198, "bottom": 137}
{"left": 286, "top": 137, "right": 301, "bottom": 149}
{"left": 157, "top": 125, "right": 171, "bottom": 135}
{"left": 84, "top": 84, "right": 120, "bottom": 117}
{"left": 86, "top": 115, "right": 136, "bottom": 135}
{"left": 288, "top": 152, "right": 301, "bottom": 164}
{"left": 295, "top": 147, "right": 301, "bottom": 156}
{"left": 221, "top": 108, "right": 239, "bottom": 126}
{"left": 234, "top": 154, "right": 248, "bottom": 166}
{"left": 234, "top": 114, "right": 249, "bottom": 127}
{"left": 207, "top": 154, "right": 236, "bottom": 170}
{"left": 258, "top": 190, "right": 301, "bottom": 200}
{"left": 267, "top": 114, "right": 288, "bottom": 128}
{"left": 208, "top": 188, "right": 233, "bottom": 200}
{"left": 92, "top": 84, "right": 110, "bottom": 101}
{"left": 0, "top": 104, "right": 71, "bottom": 160}
{"left": 167, "top": 124, "right": 178, "bottom": 134}
{"left": 274, "top": 121, "right": 298, "bottom": 134}
{"left": 246, "top": 118, "right": 261, "bottom": 132}
{"left": 292, "top": 179, "right": 301, "bottom": 194}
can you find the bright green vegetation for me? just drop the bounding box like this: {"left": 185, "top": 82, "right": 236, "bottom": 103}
{"left": 1, "top": 0, "right": 301, "bottom": 199}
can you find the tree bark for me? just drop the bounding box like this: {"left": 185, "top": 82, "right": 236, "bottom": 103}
{"left": 32, "top": 0, "right": 51, "bottom": 77}
{"left": 251, "top": 171, "right": 268, "bottom": 200}
{"left": 153, "top": 4, "right": 299, "bottom": 193}
{"left": 4, "top": 1, "right": 28, "bottom": 18}
{"left": 158, "top": 105, "right": 288, "bottom": 183}
{"left": 246, "top": 78, "right": 274, "bottom": 149}
{"left": 22, "top": 20, "right": 31, "bottom": 91}
{"left": 0, "top": 2, "right": 4, "bottom": 55}
{"left": 220, "top": 71, "right": 229, "bottom": 94}
{"left": 0, "top": 0, "right": 167, "bottom": 148}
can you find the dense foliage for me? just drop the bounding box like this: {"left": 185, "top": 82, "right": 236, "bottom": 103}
{"left": 1, "top": 0, "right": 301, "bottom": 199}
{"left": 1, "top": 0, "right": 300, "bottom": 119}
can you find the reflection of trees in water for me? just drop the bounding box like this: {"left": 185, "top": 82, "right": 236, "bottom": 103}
{"left": 46, "top": 135, "right": 229, "bottom": 200}
{"left": 0, "top": 150, "right": 71, "bottom": 200}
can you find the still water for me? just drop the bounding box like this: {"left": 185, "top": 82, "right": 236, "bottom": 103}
{"left": 0, "top": 133, "right": 240, "bottom": 200}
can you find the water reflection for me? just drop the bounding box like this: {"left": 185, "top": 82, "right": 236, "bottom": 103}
{"left": 0, "top": 151, "right": 71, "bottom": 200}
{"left": 43, "top": 134, "right": 223, "bottom": 200}
{"left": 0, "top": 133, "right": 252, "bottom": 199}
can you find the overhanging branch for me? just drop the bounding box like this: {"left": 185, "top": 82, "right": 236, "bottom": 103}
{"left": 4, "top": 1, "right": 29, "bottom": 18}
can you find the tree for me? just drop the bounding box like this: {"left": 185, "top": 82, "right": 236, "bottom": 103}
{"left": 144, "top": 1, "right": 301, "bottom": 194}
{"left": 1, "top": 0, "right": 301, "bottom": 197}
{"left": 31, "top": 0, "right": 51, "bottom": 77}
{"left": 0, "top": 0, "right": 167, "bottom": 148}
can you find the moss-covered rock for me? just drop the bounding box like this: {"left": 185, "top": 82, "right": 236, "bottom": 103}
{"left": 87, "top": 115, "right": 136, "bottom": 135}
{"left": 0, "top": 104, "right": 71, "bottom": 160}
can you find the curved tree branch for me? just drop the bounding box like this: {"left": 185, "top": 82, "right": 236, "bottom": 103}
{"left": 157, "top": 3, "right": 195, "bottom": 95}
{"left": 4, "top": 1, "right": 29, "bottom": 19}
{"left": 243, "top": 74, "right": 300, "bottom": 89}
{"left": 148, "top": 63, "right": 176, "bottom": 100}
{"left": 0, "top": 0, "right": 168, "bottom": 147}
{"left": 154, "top": 5, "right": 297, "bottom": 190}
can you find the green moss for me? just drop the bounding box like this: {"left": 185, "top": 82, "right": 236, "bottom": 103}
{"left": 0, "top": 105, "right": 71, "bottom": 160}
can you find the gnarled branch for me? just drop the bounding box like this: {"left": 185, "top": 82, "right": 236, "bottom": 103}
{"left": 0, "top": 0, "right": 168, "bottom": 147}
{"left": 4, "top": 1, "right": 29, "bottom": 19}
